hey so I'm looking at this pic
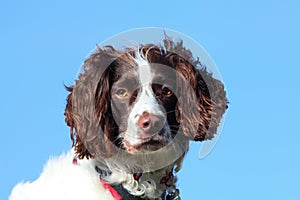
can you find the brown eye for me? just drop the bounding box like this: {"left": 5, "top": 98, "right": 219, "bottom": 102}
{"left": 162, "top": 87, "right": 173, "bottom": 97}
{"left": 116, "top": 89, "right": 127, "bottom": 97}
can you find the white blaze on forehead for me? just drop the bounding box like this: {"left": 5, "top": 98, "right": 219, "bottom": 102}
{"left": 134, "top": 50, "right": 152, "bottom": 85}
{"left": 134, "top": 50, "right": 155, "bottom": 108}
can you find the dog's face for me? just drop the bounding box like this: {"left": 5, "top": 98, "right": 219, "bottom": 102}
{"left": 111, "top": 59, "right": 179, "bottom": 153}
{"left": 64, "top": 40, "right": 227, "bottom": 160}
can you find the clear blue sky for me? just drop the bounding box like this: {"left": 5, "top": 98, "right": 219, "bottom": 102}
{"left": 1, "top": 0, "right": 299, "bottom": 199}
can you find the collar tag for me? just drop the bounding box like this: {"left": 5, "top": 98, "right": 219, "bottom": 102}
{"left": 166, "top": 188, "right": 181, "bottom": 200}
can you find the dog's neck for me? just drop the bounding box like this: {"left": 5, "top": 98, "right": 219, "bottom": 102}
{"left": 92, "top": 157, "right": 183, "bottom": 200}
{"left": 89, "top": 135, "right": 189, "bottom": 199}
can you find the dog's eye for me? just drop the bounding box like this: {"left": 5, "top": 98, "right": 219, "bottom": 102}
{"left": 116, "top": 89, "right": 128, "bottom": 97}
{"left": 162, "top": 87, "right": 173, "bottom": 97}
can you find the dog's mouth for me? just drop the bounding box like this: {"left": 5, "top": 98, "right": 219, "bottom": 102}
{"left": 124, "top": 136, "right": 168, "bottom": 154}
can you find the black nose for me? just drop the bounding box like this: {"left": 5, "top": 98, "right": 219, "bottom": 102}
{"left": 137, "top": 112, "right": 164, "bottom": 134}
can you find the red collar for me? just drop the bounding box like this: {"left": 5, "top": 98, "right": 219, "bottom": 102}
{"left": 100, "top": 179, "right": 122, "bottom": 200}
{"left": 99, "top": 172, "right": 142, "bottom": 200}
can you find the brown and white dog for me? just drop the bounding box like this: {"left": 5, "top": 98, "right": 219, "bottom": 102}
{"left": 10, "top": 38, "right": 227, "bottom": 200}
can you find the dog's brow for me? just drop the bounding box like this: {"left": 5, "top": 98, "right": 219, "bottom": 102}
{"left": 114, "top": 76, "right": 139, "bottom": 91}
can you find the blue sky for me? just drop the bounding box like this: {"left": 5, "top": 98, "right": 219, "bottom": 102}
{"left": 1, "top": 0, "right": 299, "bottom": 199}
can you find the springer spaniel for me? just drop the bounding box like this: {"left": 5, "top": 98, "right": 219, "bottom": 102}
{"left": 10, "top": 38, "right": 227, "bottom": 200}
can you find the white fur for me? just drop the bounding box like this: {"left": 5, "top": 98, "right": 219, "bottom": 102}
{"left": 134, "top": 49, "right": 152, "bottom": 85}
{"left": 9, "top": 150, "right": 115, "bottom": 200}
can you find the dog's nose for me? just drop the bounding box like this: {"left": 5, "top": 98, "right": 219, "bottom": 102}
{"left": 137, "top": 112, "right": 164, "bottom": 134}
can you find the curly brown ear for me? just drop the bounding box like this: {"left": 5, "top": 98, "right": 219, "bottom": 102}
{"left": 64, "top": 85, "right": 94, "bottom": 159}
{"left": 176, "top": 63, "right": 227, "bottom": 141}
{"left": 194, "top": 68, "right": 227, "bottom": 141}
{"left": 64, "top": 86, "right": 75, "bottom": 145}
{"left": 64, "top": 47, "right": 120, "bottom": 159}
{"left": 164, "top": 39, "right": 227, "bottom": 141}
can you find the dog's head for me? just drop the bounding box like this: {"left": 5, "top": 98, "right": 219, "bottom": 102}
{"left": 64, "top": 39, "right": 227, "bottom": 161}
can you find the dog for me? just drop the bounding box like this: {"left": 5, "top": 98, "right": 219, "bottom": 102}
{"left": 10, "top": 37, "right": 227, "bottom": 200}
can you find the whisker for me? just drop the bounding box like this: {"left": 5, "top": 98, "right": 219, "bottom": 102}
{"left": 165, "top": 110, "right": 177, "bottom": 114}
